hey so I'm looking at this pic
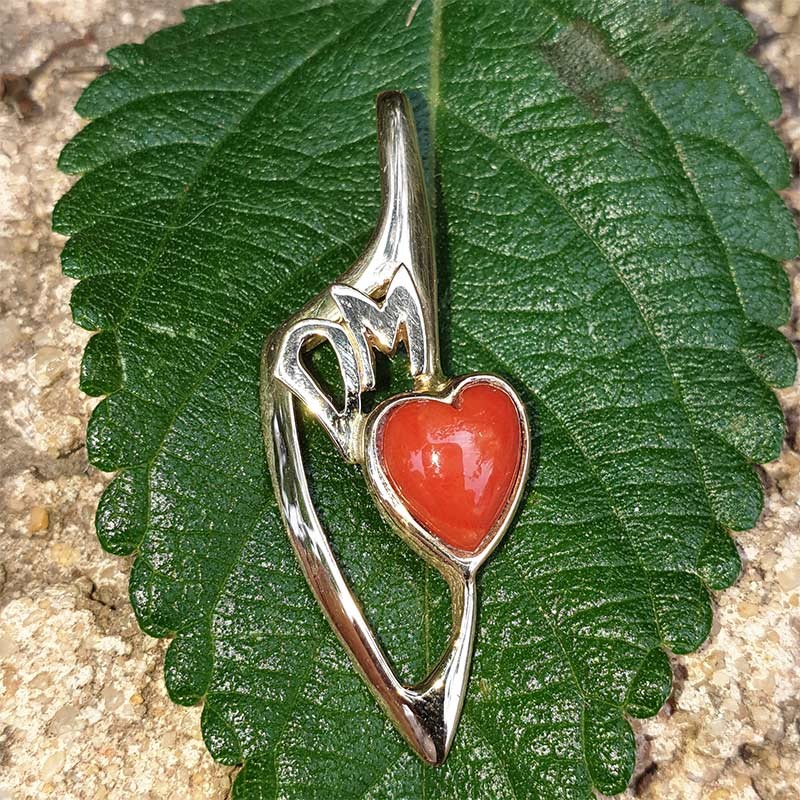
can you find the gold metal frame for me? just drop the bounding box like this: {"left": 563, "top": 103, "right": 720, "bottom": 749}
{"left": 260, "top": 91, "right": 530, "bottom": 765}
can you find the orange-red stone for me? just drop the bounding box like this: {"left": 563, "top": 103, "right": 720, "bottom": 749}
{"left": 377, "top": 381, "right": 524, "bottom": 552}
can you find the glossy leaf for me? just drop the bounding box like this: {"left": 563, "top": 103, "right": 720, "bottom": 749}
{"left": 54, "top": 1, "right": 796, "bottom": 797}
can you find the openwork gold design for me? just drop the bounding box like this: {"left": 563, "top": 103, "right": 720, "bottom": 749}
{"left": 260, "top": 91, "right": 530, "bottom": 765}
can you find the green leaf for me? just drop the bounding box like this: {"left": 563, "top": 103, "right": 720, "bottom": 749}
{"left": 54, "top": 1, "right": 797, "bottom": 797}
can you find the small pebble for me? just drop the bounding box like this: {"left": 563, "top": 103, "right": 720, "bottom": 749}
{"left": 0, "top": 318, "right": 22, "bottom": 354}
{"left": 29, "top": 346, "right": 66, "bottom": 387}
{"left": 49, "top": 542, "right": 77, "bottom": 567}
{"left": 40, "top": 750, "right": 65, "bottom": 781}
{"left": 777, "top": 565, "right": 800, "bottom": 592}
{"left": 737, "top": 601, "right": 760, "bottom": 618}
{"left": 28, "top": 506, "right": 49, "bottom": 533}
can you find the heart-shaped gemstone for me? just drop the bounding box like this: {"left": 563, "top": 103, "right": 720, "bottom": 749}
{"left": 376, "top": 380, "right": 525, "bottom": 552}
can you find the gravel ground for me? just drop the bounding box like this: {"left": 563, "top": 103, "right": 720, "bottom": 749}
{"left": 0, "top": 2, "right": 798, "bottom": 799}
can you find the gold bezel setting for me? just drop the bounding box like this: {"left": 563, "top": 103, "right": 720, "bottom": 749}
{"left": 364, "top": 373, "right": 530, "bottom": 577}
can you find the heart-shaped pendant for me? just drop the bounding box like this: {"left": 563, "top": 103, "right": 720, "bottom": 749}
{"left": 262, "top": 91, "right": 531, "bottom": 766}
{"left": 367, "top": 375, "right": 527, "bottom": 564}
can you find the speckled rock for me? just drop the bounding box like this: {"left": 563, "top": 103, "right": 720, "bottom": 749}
{"left": 1, "top": 4, "right": 232, "bottom": 799}
{"left": 0, "top": 2, "right": 798, "bottom": 799}
{"left": 0, "top": 586, "right": 232, "bottom": 799}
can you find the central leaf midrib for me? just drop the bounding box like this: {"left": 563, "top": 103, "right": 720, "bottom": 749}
{"left": 421, "top": 5, "right": 442, "bottom": 794}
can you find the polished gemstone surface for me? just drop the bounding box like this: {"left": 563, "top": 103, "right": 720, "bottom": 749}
{"left": 377, "top": 381, "right": 524, "bottom": 552}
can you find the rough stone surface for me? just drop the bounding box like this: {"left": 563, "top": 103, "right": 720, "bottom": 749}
{"left": 0, "top": 4, "right": 233, "bottom": 799}
{"left": 0, "top": 2, "right": 798, "bottom": 799}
